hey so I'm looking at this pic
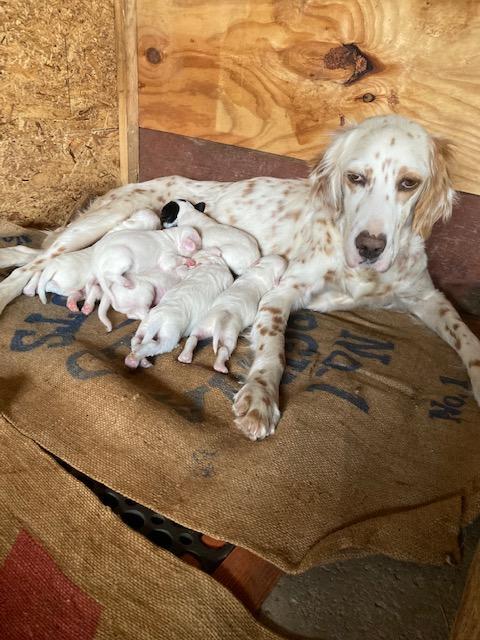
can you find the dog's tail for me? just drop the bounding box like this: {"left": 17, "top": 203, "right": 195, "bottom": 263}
{"left": 0, "top": 268, "right": 33, "bottom": 313}
{"left": 0, "top": 246, "right": 42, "bottom": 269}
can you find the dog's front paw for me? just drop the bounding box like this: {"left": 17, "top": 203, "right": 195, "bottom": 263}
{"left": 233, "top": 381, "right": 280, "bottom": 441}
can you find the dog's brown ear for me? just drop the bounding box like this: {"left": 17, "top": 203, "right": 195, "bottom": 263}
{"left": 412, "top": 137, "right": 456, "bottom": 239}
{"left": 309, "top": 128, "right": 352, "bottom": 218}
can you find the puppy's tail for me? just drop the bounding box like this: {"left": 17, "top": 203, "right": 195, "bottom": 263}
{"left": 212, "top": 310, "right": 232, "bottom": 354}
{"left": 97, "top": 293, "right": 112, "bottom": 332}
{"left": 36, "top": 265, "right": 54, "bottom": 304}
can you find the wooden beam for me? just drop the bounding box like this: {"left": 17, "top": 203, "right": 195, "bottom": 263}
{"left": 115, "top": 0, "right": 139, "bottom": 184}
{"left": 450, "top": 542, "right": 480, "bottom": 640}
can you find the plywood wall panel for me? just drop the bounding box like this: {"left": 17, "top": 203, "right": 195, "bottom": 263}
{"left": 0, "top": 1, "right": 121, "bottom": 228}
{"left": 138, "top": 0, "right": 480, "bottom": 195}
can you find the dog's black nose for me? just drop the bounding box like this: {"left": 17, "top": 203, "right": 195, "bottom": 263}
{"left": 355, "top": 231, "right": 386, "bottom": 262}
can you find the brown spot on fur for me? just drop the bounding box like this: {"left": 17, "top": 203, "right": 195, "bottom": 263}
{"left": 282, "top": 188, "right": 291, "bottom": 197}
{"left": 262, "top": 396, "right": 272, "bottom": 407}
{"left": 455, "top": 338, "right": 461, "bottom": 351}
{"left": 260, "top": 306, "right": 282, "bottom": 314}
{"left": 469, "top": 359, "right": 480, "bottom": 368}
{"left": 269, "top": 330, "right": 278, "bottom": 336}
{"left": 228, "top": 215, "right": 238, "bottom": 225}
{"left": 255, "top": 377, "right": 267, "bottom": 387}
{"left": 248, "top": 409, "right": 261, "bottom": 420}
{"left": 132, "top": 188, "right": 146, "bottom": 194}
{"left": 326, "top": 231, "right": 332, "bottom": 244}
{"left": 386, "top": 194, "right": 389, "bottom": 201}
{"left": 259, "top": 327, "right": 268, "bottom": 336}
{"left": 259, "top": 344, "right": 265, "bottom": 351}
{"left": 324, "top": 269, "right": 336, "bottom": 282}
{"left": 243, "top": 182, "right": 255, "bottom": 196}
{"left": 390, "top": 137, "right": 395, "bottom": 146}
{"left": 272, "top": 315, "right": 283, "bottom": 324}
{"left": 284, "top": 209, "right": 301, "bottom": 221}
{"left": 453, "top": 323, "right": 459, "bottom": 330}
{"left": 375, "top": 152, "right": 380, "bottom": 159}
{"left": 407, "top": 132, "right": 414, "bottom": 139}
{"left": 439, "top": 307, "right": 449, "bottom": 316}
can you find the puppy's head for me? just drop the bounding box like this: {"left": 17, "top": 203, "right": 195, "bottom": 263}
{"left": 161, "top": 200, "right": 206, "bottom": 228}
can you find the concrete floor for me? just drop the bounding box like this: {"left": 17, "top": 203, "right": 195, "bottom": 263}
{"left": 261, "top": 518, "right": 480, "bottom": 640}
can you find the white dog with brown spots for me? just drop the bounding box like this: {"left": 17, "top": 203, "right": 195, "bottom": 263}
{"left": 1, "top": 115, "right": 479, "bottom": 440}
{"left": 178, "top": 254, "right": 287, "bottom": 373}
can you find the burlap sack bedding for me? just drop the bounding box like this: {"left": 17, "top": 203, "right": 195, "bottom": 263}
{"left": 0, "top": 418, "right": 282, "bottom": 640}
{"left": 1, "top": 224, "right": 479, "bottom": 573}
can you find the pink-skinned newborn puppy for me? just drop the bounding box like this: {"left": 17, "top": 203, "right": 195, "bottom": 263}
{"left": 161, "top": 200, "right": 260, "bottom": 275}
{"left": 89, "top": 225, "right": 201, "bottom": 302}
{"left": 125, "top": 248, "right": 234, "bottom": 369}
{"left": 178, "top": 254, "right": 287, "bottom": 373}
{"left": 23, "top": 209, "right": 161, "bottom": 312}
{"left": 96, "top": 266, "right": 189, "bottom": 332}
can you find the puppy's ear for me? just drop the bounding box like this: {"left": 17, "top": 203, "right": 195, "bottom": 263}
{"left": 309, "top": 127, "right": 353, "bottom": 219}
{"left": 181, "top": 237, "right": 197, "bottom": 254}
{"left": 412, "top": 137, "right": 456, "bottom": 239}
{"left": 161, "top": 201, "right": 180, "bottom": 215}
{"left": 161, "top": 201, "right": 180, "bottom": 226}
{"left": 194, "top": 202, "right": 206, "bottom": 212}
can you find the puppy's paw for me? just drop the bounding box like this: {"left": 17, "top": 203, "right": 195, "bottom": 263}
{"left": 125, "top": 353, "right": 140, "bottom": 369}
{"left": 233, "top": 381, "right": 280, "bottom": 441}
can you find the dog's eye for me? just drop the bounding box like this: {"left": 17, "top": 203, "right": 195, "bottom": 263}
{"left": 398, "top": 177, "right": 419, "bottom": 191}
{"left": 347, "top": 173, "right": 366, "bottom": 186}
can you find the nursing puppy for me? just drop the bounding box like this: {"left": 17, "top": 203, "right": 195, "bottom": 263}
{"left": 24, "top": 209, "right": 161, "bottom": 312}
{"left": 125, "top": 248, "right": 233, "bottom": 369}
{"left": 89, "top": 225, "right": 201, "bottom": 303}
{"left": 161, "top": 199, "right": 260, "bottom": 275}
{"left": 96, "top": 267, "right": 188, "bottom": 332}
{"left": 178, "top": 254, "right": 287, "bottom": 373}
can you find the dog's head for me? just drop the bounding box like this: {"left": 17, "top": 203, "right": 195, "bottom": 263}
{"left": 310, "top": 114, "right": 455, "bottom": 272}
{"left": 160, "top": 199, "right": 206, "bottom": 228}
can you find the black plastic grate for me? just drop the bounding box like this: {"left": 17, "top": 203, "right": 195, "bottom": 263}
{"left": 56, "top": 458, "right": 234, "bottom": 573}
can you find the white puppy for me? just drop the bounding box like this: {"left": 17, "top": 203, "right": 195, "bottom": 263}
{"left": 178, "top": 254, "right": 287, "bottom": 373}
{"left": 89, "top": 224, "right": 201, "bottom": 297}
{"left": 161, "top": 199, "right": 260, "bottom": 275}
{"left": 96, "top": 267, "right": 188, "bottom": 332}
{"left": 125, "top": 248, "right": 234, "bottom": 369}
{"left": 23, "top": 209, "right": 161, "bottom": 312}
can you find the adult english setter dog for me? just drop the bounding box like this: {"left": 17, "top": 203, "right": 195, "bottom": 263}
{"left": 1, "top": 114, "right": 480, "bottom": 440}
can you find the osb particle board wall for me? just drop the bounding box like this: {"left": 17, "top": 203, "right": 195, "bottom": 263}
{"left": 137, "top": 0, "right": 480, "bottom": 196}
{"left": 0, "top": 0, "right": 120, "bottom": 228}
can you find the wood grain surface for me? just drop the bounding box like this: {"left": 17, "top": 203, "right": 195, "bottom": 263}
{"left": 451, "top": 542, "right": 480, "bottom": 640}
{"left": 137, "top": 0, "right": 480, "bottom": 195}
